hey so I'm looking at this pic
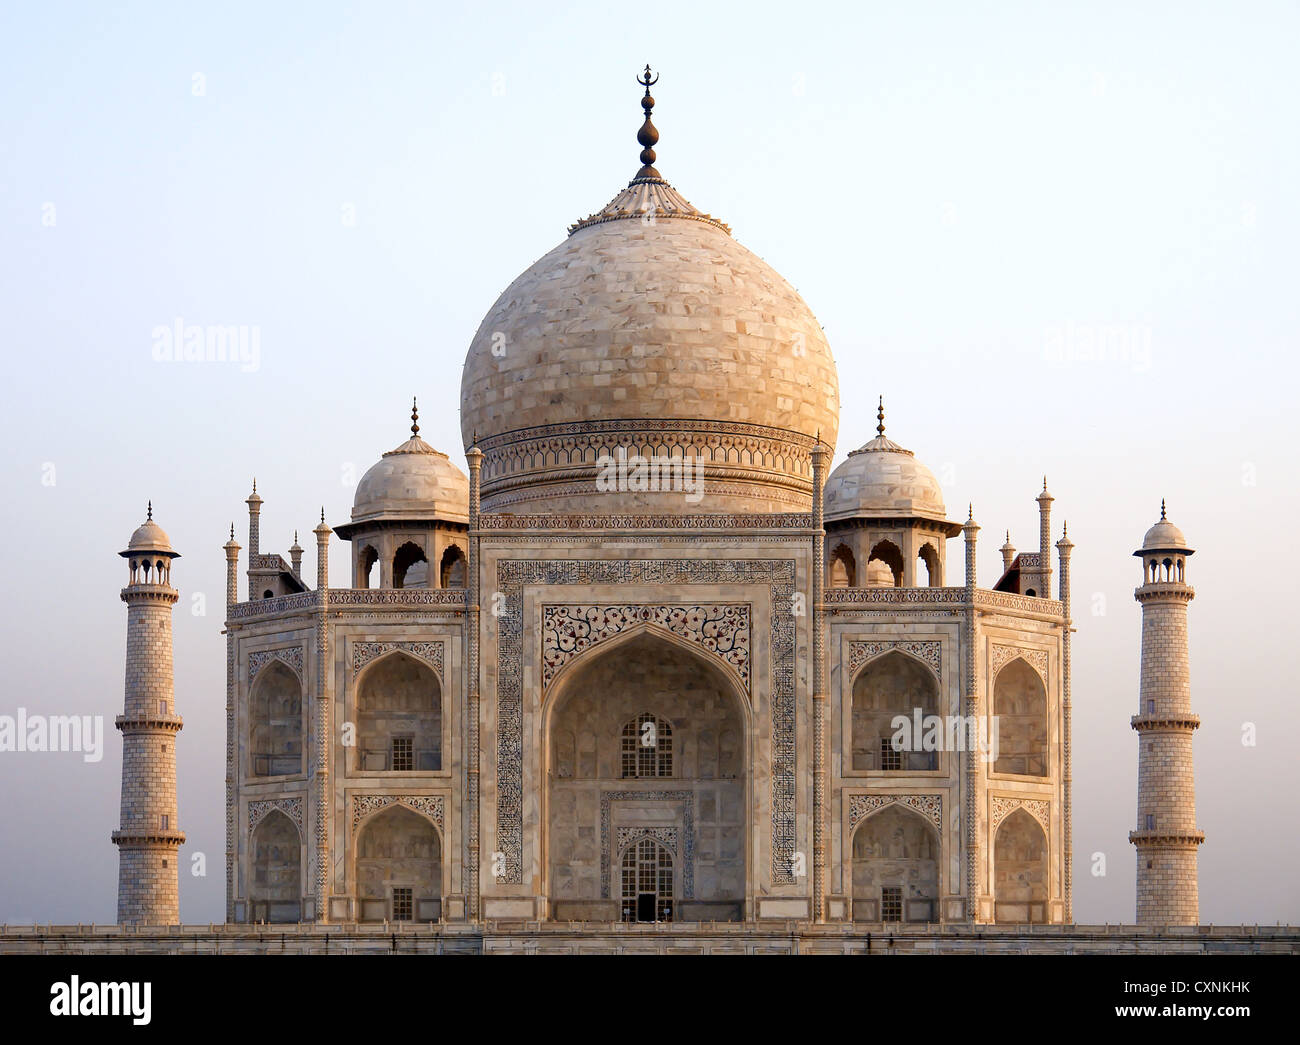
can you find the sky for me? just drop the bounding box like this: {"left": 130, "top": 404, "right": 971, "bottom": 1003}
{"left": 1, "top": 0, "right": 1296, "bottom": 925}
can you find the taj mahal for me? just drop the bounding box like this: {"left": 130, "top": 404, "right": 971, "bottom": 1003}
{"left": 84, "top": 69, "right": 1294, "bottom": 954}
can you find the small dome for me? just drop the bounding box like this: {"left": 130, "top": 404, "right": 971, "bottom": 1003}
{"left": 1137, "top": 501, "right": 1193, "bottom": 554}
{"left": 121, "top": 503, "right": 178, "bottom": 558}
{"left": 824, "top": 407, "right": 950, "bottom": 525}
{"left": 351, "top": 435, "right": 469, "bottom": 526}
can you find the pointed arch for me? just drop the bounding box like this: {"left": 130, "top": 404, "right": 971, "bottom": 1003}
{"left": 354, "top": 804, "right": 442, "bottom": 922}
{"left": 867, "top": 540, "right": 904, "bottom": 587}
{"left": 851, "top": 803, "right": 940, "bottom": 923}
{"left": 851, "top": 649, "right": 941, "bottom": 772}
{"left": 249, "top": 659, "right": 303, "bottom": 777}
{"left": 829, "top": 542, "right": 856, "bottom": 588}
{"left": 993, "top": 807, "right": 1048, "bottom": 923}
{"left": 354, "top": 649, "right": 442, "bottom": 772}
{"left": 392, "top": 541, "right": 428, "bottom": 589}
{"left": 992, "top": 656, "right": 1049, "bottom": 777}
{"left": 249, "top": 808, "right": 301, "bottom": 923}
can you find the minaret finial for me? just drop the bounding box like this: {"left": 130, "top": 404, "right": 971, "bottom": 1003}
{"left": 1160, "top": 498, "right": 1167, "bottom": 520}
{"left": 877, "top": 396, "right": 885, "bottom": 437}
{"left": 229, "top": 522, "right": 234, "bottom": 540}
{"left": 635, "top": 64, "right": 661, "bottom": 180}
{"left": 147, "top": 499, "right": 152, "bottom": 521}
{"left": 294, "top": 530, "right": 299, "bottom": 543}
{"left": 968, "top": 503, "right": 973, "bottom": 521}
{"left": 411, "top": 397, "right": 419, "bottom": 437}
{"left": 253, "top": 478, "right": 257, "bottom": 494}
{"left": 320, "top": 507, "right": 325, "bottom": 524}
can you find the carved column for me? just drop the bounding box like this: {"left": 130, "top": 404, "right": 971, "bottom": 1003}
{"left": 223, "top": 525, "right": 240, "bottom": 923}
{"left": 466, "top": 445, "right": 484, "bottom": 921}
{"left": 962, "top": 509, "right": 980, "bottom": 920}
{"left": 811, "top": 441, "right": 829, "bottom": 922}
{"left": 312, "top": 511, "right": 332, "bottom": 920}
{"left": 1056, "top": 524, "right": 1074, "bottom": 921}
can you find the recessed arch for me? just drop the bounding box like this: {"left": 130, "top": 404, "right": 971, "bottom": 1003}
{"left": 867, "top": 540, "right": 904, "bottom": 587}
{"left": 542, "top": 629, "right": 749, "bottom": 922}
{"left": 354, "top": 804, "right": 442, "bottom": 922}
{"left": 917, "top": 542, "right": 940, "bottom": 587}
{"left": 851, "top": 803, "right": 939, "bottom": 923}
{"left": 354, "top": 650, "right": 442, "bottom": 772}
{"left": 829, "top": 542, "right": 856, "bottom": 588}
{"left": 851, "top": 649, "right": 940, "bottom": 772}
{"left": 392, "top": 541, "right": 428, "bottom": 589}
{"left": 249, "top": 659, "right": 302, "bottom": 777}
{"left": 992, "top": 657, "right": 1048, "bottom": 777}
{"left": 993, "top": 808, "right": 1048, "bottom": 923}
{"left": 249, "top": 809, "right": 301, "bottom": 923}
{"left": 439, "top": 544, "right": 467, "bottom": 588}
{"left": 359, "top": 544, "right": 379, "bottom": 588}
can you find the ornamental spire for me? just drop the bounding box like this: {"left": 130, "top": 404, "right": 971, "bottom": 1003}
{"left": 877, "top": 396, "right": 885, "bottom": 438}
{"left": 147, "top": 499, "right": 153, "bottom": 521}
{"left": 635, "top": 64, "right": 661, "bottom": 180}
{"left": 411, "top": 396, "right": 420, "bottom": 438}
{"left": 1160, "top": 498, "right": 1167, "bottom": 521}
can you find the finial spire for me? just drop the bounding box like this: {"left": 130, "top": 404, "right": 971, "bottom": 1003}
{"left": 1043, "top": 475, "right": 1048, "bottom": 492}
{"left": 294, "top": 530, "right": 299, "bottom": 544}
{"left": 1160, "top": 498, "right": 1167, "bottom": 521}
{"left": 634, "top": 64, "right": 661, "bottom": 180}
{"left": 411, "top": 397, "right": 419, "bottom": 437}
{"left": 147, "top": 500, "right": 152, "bottom": 521}
{"left": 877, "top": 396, "right": 885, "bottom": 438}
{"left": 320, "top": 507, "right": 325, "bottom": 524}
{"left": 253, "top": 478, "right": 257, "bottom": 494}
{"left": 229, "top": 522, "right": 234, "bottom": 540}
{"left": 968, "top": 503, "right": 973, "bottom": 521}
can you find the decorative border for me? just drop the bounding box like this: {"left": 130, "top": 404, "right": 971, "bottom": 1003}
{"left": 495, "top": 558, "right": 795, "bottom": 885}
{"left": 599, "top": 791, "right": 695, "bottom": 900}
{"left": 351, "top": 640, "right": 445, "bottom": 681}
{"left": 542, "top": 604, "right": 750, "bottom": 694}
{"left": 349, "top": 794, "right": 446, "bottom": 834}
{"left": 247, "top": 646, "right": 304, "bottom": 683}
{"left": 991, "top": 796, "right": 1050, "bottom": 833}
{"left": 230, "top": 592, "right": 316, "bottom": 619}
{"left": 847, "top": 640, "right": 941, "bottom": 681}
{"left": 848, "top": 793, "right": 943, "bottom": 831}
{"left": 991, "top": 644, "right": 1049, "bottom": 683}
{"left": 614, "top": 826, "right": 679, "bottom": 855}
{"left": 248, "top": 797, "right": 303, "bottom": 836}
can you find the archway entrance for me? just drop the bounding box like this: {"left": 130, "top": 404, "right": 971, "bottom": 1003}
{"left": 620, "top": 837, "right": 675, "bottom": 922}
{"left": 545, "top": 630, "right": 748, "bottom": 922}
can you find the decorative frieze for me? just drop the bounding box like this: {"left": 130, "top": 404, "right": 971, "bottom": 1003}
{"left": 848, "top": 793, "right": 943, "bottom": 831}
{"left": 248, "top": 797, "right": 303, "bottom": 835}
{"left": 247, "top": 646, "right": 304, "bottom": 683}
{"left": 847, "top": 640, "right": 941, "bottom": 681}
{"left": 350, "top": 794, "right": 445, "bottom": 834}
{"left": 351, "top": 640, "right": 445, "bottom": 681}
{"left": 542, "top": 604, "right": 750, "bottom": 694}
{"left": 614, "top": 826, "right": 678, "bottom": 854}
{"left": 991, "top": 796, "right": 1050, "bottom": 832}
{"left": 478, "top": 513, "right": 814, "bottom": 531}
{"left": 230, "top": 592, "right": 316, "bottom": 619}
{"left": 991, "top": 644, "right": 1049, "bottom": 683}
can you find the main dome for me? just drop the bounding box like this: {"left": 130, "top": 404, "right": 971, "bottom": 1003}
{"left": 459, "top": 78, "right": 839, "bottom": 514}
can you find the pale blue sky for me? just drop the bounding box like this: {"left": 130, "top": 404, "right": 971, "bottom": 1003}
{"left": 1, "top": 1, "right": 1296, "bottom": 923}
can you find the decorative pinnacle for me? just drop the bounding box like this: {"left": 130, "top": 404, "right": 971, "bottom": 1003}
{"left": 1160, "top": 498, "right": 1167, "bottom": 520}
{"left": 877, "top": 396, "right": 885, "bottom": 437}
{"left": 635, "top": 64, "right": 661, "bottom": 179}
{"left": 147, "top": 500, "right": 152, "bottom": 521}
{"left": 229, "top": 523, "right": 234, "bottom": 540}
{"left": 411, "top": 397, "right": 419, "bottom": 437}
{"left": 320, "top": 508, "right": 325, "bottom": 524}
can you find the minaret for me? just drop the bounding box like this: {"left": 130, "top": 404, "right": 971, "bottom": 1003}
{"left": 1000, "top": 531, "right": 1016, "bottom": 575}
{"left": 112, "top": 503, "right": 185, "bottom": 925}
{"left": 1034, "top": 478, "right": 1053, "bottom": 597}
{"left": 1130, "top": 501, "right": 1203, "bottom": 924}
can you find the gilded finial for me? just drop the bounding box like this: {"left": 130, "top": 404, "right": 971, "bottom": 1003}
{"left": 877, "top": 396, "right": 885, "bottom": 438}
{"left": 1063, "top": 521, "right": 1068, "bottom": 537}
{"left": 229, "top": 523, "right": 234, "bottom": 540}
{"left": 411, "top": 397, "right": 419, "bottom": 438}
{"left": 1160, "top": 498, "right": 1166, "bottom": 521}
{"left": 635, "top": 64, "right": 661, "bottom": 180}
{"left": 147, "top": 499, "right": 152, "bottom": 521}
{"left": 968, "top": 503, "right": 974, "bottom": 521}
{"left": 1043, "top": 475, "right": 1048, "bottom": 492}
{"left": 320, "top": 507, "right": 325, "bottom": 524}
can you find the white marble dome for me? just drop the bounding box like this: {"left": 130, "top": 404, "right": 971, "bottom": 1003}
{"left": 824, "top": 427, "right": 948, "bottom": 524}
{"left": 1139, "top": 502, "right": 1192, "bottom": 552}
{"left": 459, "top": 167, "right": 840, "bottom": 514}
{"left": 351, "top": 434, "right": 469, "bottom": 526}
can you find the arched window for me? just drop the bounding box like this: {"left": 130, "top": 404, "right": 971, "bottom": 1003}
{"left": 621, "top": 711, "right": 673, "bottom": 778}
{"left": 249, "top": 660, "right": 302, "bottom": 777}
{"left": 249, "top": 810, "right": 300, "bottom": 923}
{"left": 918, "top": 543, "right": 940, "bottom": 587}
{"left": 851, "top": 651, "right": 939, "bottom": 771}
{"left": 866, "top": 540, "right": 904, "bottom": 587}
{"left": 993, "top": 658, "right": 1049, "bottom": 777}
{"left": 356, "top": 653, "right": 441, "bottom": 772}
{"left": 829, "top": 544, "right": 856, "bottom": 588}
{"left": 359, "top": 545, "right": 379, "bottom": 588}
{"left": 851, "top": 805, "right": 939, "bottom": 923}
{"left": 440, "top": 545, "right": 466, "bottom": 588}
{"left": 994, "top": 809, "right": 1048, "bottom": 923}
{"left": 620, "top": 838, "right": 674, "bottom": 922}
{"left": 355, "top": 805, "right": 441, "bottom": 923}
{"left": 393, "top": 542, "right": 428, "bottom": 589}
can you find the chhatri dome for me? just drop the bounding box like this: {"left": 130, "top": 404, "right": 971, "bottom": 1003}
{"left": 459, "top": 67, "right": 840, "bottom": 514}
{"left": 823, "top": 399, "right": 950, "bottom": 524}
{"left": 346, "top": 399, "right": 469, "bottom": 527}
